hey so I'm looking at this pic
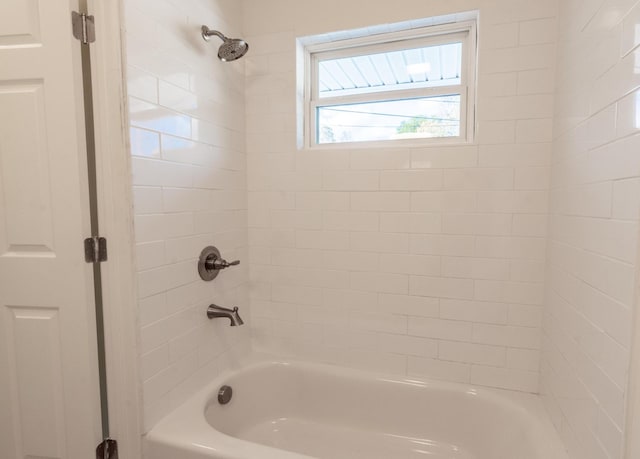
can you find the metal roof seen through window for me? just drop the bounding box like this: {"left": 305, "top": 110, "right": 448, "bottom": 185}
{"left": 318, "top": 42, "right": 463, "bottom": 98}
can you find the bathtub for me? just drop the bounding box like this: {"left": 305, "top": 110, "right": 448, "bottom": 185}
{"left": 145, "top": 358, "right": 568, "bottom": 459}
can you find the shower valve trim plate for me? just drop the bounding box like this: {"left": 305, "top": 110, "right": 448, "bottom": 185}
{"left": 198, "top": 246, "right": 240, "bottom": 281}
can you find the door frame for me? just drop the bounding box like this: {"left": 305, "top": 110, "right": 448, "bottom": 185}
{"left": 86, "top": 0, "right": 142, "bottom": 457}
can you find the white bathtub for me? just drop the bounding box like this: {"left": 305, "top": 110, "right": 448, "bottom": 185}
{"left": 145, "top": 358, "right": 568, "bottom": 459}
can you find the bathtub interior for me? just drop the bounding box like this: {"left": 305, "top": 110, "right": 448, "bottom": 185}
{"left": 204, "top": 362, "right": 556, "bottom": 459}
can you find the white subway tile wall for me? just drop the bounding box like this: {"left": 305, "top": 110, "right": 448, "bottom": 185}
{"left": 122, "top": 3, "right": 640, "bottom": 455}
{"left": 243, "top": 0, "right": 558, "bottom": 391}
{"left": 542, "top": 1, "right": 640, "bottom": 459}
{"left": 124, "top": 0, "right": 250, "bottom": 430}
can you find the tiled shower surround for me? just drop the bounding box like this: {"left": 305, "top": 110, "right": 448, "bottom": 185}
{"left": 123, "top": 0, "right": 640, "bottom": 458}
{"left": 541, "top": 1, "right": 640, "bottom": 458}
{"left": 245, "top": 0, "right": 558, "bottom": 393}
{"left": 124, "top": 0, "right": 250, "bottom": 430}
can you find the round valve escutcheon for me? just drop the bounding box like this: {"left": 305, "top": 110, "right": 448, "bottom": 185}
{"left": 198, "top": 246, "right": 240, "bottom": 281}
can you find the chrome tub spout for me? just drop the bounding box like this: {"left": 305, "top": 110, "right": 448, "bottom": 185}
{"left": 207, "top": 304, "right": 244, "bottom": 326}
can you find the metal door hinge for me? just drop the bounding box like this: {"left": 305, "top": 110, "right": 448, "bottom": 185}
{"left": 96, "top": 439, "right": 118, "bottom": 459}
{"left": 85, "top": 237, "right": 108, "bottom": 263}
{"left": 72, "top": 11, "right": 96, "bottom": 44}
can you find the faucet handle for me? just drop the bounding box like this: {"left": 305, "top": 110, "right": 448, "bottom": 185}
{"left": 213, "top": 258, "right": 240, "bottom": 269}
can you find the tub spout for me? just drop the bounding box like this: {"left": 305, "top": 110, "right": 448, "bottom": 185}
{"left": 207, "top": 304, "right": 244, "bottom": 326}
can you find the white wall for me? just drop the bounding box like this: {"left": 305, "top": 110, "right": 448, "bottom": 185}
{"left": 123, "top": 0, "right": 250, "bottom": 430}
{"left": 243, "top": 0, "right": 558, "bottom": 392}
{"left": 541, "top": 1, "right": 640, "bottom": 459}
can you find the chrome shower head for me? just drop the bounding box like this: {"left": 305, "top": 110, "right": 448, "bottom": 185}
{"left": 201, "top": 25, "right": 249, "bottom": 62}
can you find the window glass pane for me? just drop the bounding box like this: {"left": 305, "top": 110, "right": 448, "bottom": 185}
{"left": 318, "top": 42, "right": 462, "bottom": 98}
{"left": 317, "top": 95, "right": 461, "bottom": 144}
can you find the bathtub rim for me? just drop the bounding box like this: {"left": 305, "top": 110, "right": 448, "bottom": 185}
{"left": 144, "top": 354, "right": 568, "bottom": 459}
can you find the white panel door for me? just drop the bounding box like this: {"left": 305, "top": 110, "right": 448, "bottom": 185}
{"left": 0, "top": 1, "right": 102, "bottom": 458}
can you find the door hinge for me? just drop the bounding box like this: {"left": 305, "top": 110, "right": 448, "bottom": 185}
{"left": 96, "top": 439, "right": 118, "bottom": 459}
{"left": 72, "top": 11, "right": 96, "bottom": 44}
{"left": 84, "top": 237, "right": 108, "bottom": 263}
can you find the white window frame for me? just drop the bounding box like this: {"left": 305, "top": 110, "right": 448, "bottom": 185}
{"left": 303, "top": 20, "right": 477, "bottom": 149}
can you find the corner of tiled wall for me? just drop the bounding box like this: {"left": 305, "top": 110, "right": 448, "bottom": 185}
{"left": 123, "top": 0, "right": 251, "bottom": 431}
{"left": 541, "top": 1, "right": 640, "bottom": 458}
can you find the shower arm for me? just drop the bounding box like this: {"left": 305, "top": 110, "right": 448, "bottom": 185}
{"left": 202, "top": 26, "right": 226, "bottom": 42}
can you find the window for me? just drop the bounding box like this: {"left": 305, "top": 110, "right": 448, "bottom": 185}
{"left": 303, "top": 20, "right": 477, "bottom": 147}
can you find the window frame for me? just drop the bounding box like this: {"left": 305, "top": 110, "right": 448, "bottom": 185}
{"left": 303, "top": 20, "right": 477, "bottom": 149}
